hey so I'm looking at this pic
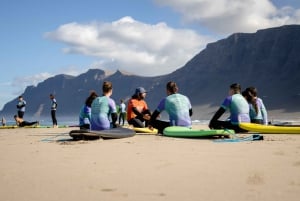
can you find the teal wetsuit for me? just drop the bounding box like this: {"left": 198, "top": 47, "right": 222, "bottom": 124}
{"left": 91, "top": 96, "right": 117, "bottom": 130}
{"left": 150, "top": 93, "right": 193, "bottom": 133}
{"left": 221, "top": 94, "right": 250, "bottom": 124}
{"left": 156, "top": 93, "right": 192, "bottom": 127}
{"left": 209, "top": 93, "right": 250, "bottom": 133}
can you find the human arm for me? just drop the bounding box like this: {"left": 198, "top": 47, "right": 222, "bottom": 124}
{"left": 209, "top": 107, "right": 225, "bottom": 129}
{"left": 259, "top": 99, "right": 268, "bottom": 125}
{"left": 17, "top": 101, "right": 26, "bottom": 109}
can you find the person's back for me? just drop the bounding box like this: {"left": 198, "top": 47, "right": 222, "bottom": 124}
{"left": 79, "top": 105, "right": 92, "bottom": 128}
{"left": 90, "top": 81, "right": 117, "bottom": 130}
{"left": 209, "top": 83, "right": 250, "bottom": 133}
{"left": 79, "top": 91, "right": 98, "bottom": 129}
{"left": 242, "top": 87, "right": 268, "bottom": 125}
{"left": 91, "top": 96, "right": 112, "bottom": 130}
{"left": 161, "top": 93, "right": 192, "bottom": 126}
{"left": 225, "top": 93, "right": 250, "bottom": 124}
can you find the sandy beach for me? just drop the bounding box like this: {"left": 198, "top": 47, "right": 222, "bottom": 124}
{"left": 0, "top": 125, "right": 299, "bottom": 201}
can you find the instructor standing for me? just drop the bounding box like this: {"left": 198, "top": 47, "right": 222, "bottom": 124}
{"left": 50, "top": 94, "right": 58, "bottom": 128}
{"left": 16, "top": 96, "right": 26, "bottom": 118}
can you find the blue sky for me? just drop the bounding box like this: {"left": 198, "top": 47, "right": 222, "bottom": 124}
{"left": 1, "top": 0, "right": 300, "bottom": 110}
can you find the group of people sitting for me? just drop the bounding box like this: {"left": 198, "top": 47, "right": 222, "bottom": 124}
{"left": 79, "top": 81, "right": 268, "bottom": 134}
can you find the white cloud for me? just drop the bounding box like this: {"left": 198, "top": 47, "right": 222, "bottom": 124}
{"left": 12, "top": 72, "right": 53, "bottom": 90}
{"left": 45, "top": 16, "right": 214, "bottom": 76}
{"left": 155, "top": 0, "right": 300, "bottom": 34}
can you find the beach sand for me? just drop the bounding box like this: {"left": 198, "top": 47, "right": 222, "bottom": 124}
{"left": 0, "top": 126, "right": 299, "bottom": 201}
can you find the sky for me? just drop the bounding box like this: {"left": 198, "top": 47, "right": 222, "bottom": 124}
{"left": 1, "top": 0, "right": 300, "bottom": 110}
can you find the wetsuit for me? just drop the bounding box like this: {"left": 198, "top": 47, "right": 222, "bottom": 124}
{"left": 17, "top": 100, "right": 26, "bottom": 118}
{"left": 51, "top": 98, "right": 57, "bottom": 126}
{"left": 90, "top": 96, "right": 117, "bottom": 130}
{"left": 249, "top": 97, "right": 268, "bottom": 125}
{"left": 150, "top": 93, "right": 193, "bottom": 134}
{"left": 209, "top": 93, "right": 250, "bottom": 133}
{"left": 79, "top": 105, "right": 91, "bottom": 129}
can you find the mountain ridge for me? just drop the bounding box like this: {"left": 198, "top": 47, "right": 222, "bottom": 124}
{"left": 1, "top": 25, "right": 300, "bottom": 121}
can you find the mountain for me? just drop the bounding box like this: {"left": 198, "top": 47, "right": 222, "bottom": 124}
{"left": 1, "top": 25, "right": 300, "bottom": 121}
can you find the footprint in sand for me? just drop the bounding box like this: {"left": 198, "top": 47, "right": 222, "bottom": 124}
{"left": 246, "top": 172, "right": 264, "bottom": 185}
{"left": 293, "top": 161, "right": 300, "bottom": 167}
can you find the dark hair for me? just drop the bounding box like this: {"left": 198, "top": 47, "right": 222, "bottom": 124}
{"left": 243, "top": 87, "right": 259, "bottom": 115}
{"left": 166, "top": 81, "right": 178, "bottom": 94}
{"left": 247, "top": 87, "right": 257, "bottom": 97}
{"left": 85, "top": 91, "right": 98, "bottom": 107}
{"left": 102, "top": 81, "right": 113, "bottom": 94}
{"left": 230, "top": 83, "right": 241, "bottom": 94}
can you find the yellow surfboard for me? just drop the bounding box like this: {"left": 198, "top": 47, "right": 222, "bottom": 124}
{"left": 239, "top": 123, "right": 300, "bottom": 134}
{"left": 133, "top": 127, "right": 158, "bottom": 134}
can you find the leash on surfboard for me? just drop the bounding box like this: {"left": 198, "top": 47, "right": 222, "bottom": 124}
{"left": 213, "top": 132, "right": 264, "bottom": 143}
{"left": 40, "top": 133, "right": 70, "bottom": 142}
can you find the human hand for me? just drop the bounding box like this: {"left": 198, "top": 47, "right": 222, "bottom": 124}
{"left": 143, "top": 114, "right": 151, "bottom": 120}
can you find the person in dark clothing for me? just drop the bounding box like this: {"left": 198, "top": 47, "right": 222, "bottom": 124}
{"left": 50, "top": 94, "right": 58, "bottom": 128}
{"left": 16, "top": 96, "right": 26, "bottom": 118}
{"left": 14, "top": 115, "right": 39, "bottom": 127}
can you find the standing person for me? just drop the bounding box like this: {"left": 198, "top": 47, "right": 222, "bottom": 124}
{"left": 1, "top": 117, "right": 6, "bottom": 126}
{"left": 16, "top": 96, "right": 26, "bottom": 118}
{"left": 127, "top": 87, "right": 151, "bottom": 128}
{"left": 209, "top": 83, "right": 250, "bottom": 133}
{"left": 14, "top": 115, "right": 39, "bottom": 127}
{"left": 79, "top": 91, "right": 98, "bottom": 130}
{"left": 149, "top": 81, "right": 193, "bottom": 134}
{"left": 50, "top": 94, "right": 58, "bottom": 128}
{"left": 242, "top": 87, "right": 268, "bottom": 125}
{"left": 118, "top": 99, "right": 126, "bottom": 126}
{"left": 90, "top": 81, "right": 118, "bottom": 130}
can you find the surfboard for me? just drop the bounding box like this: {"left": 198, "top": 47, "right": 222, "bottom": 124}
{"left": 163, "top": 126, "right": 235, "bottom": 138}
{"left": 0, "top": 125, "right": 69, "bottom": 129}
{"left": 133, "top": 127, "right": 158, "bottom": 134}
{"left": 0, "top": 125, "right": 18, "bottom": 129}
{"left": 239, "top": 123, "right": 300, "bottom": 134}
{"left": 69, "top": 127, "right": 136, "bottom": 140}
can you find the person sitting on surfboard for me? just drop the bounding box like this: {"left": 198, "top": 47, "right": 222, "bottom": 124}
{"left": 209, "top": 83, "right": 250, "bottom": 133}
{"left": 127, "top": 87, "right": 151, "bottom": 128}
{"left": 242, "top": 87, "right": 268, "bottom": 125}
{"left": 90, "top": 81, "right": 118, "bottom": 130}
{"left": 14, "top": 115, "right": 39, "bottom": 127}
{"left": 149, "top": 81, "right": 193, "bottom": 134}
{"left": 79, "top": 91, "right": 98, "bottom": 130}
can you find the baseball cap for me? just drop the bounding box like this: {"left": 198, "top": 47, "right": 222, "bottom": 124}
{"left": 135, "top": 87, "right": 147, "bottom": 94}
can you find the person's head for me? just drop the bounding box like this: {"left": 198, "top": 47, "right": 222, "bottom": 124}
{"left": 14, "top": 115, "right": 20, "bottom": 121}
{"left": 229, "top": 83, "right": 241, "bottom": 95}
{"left": 18, "top": 96, "right": 23, "bottom": 100}
{"left": 50, "top": 94, "right": 55, "bottom": 99}
{"left": 85, "top": 91, "right": 98, "bottom": 107}
{"left": 134, "top": 87, "right": 147, "bottom": 100}
{"left": 242, "top": 89, "right": 253, "bottom": 102}
{"left": 246, "top": 87, "right": 257, "bottom": 97}
{"left": 120, "top": 99, "right": 124, "bottom": 103}
{"left": 166, "top": 81, "right": 178, "bottom": 95}
{"left": 102, "top": 81, "right": 113, "bottom": 96}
